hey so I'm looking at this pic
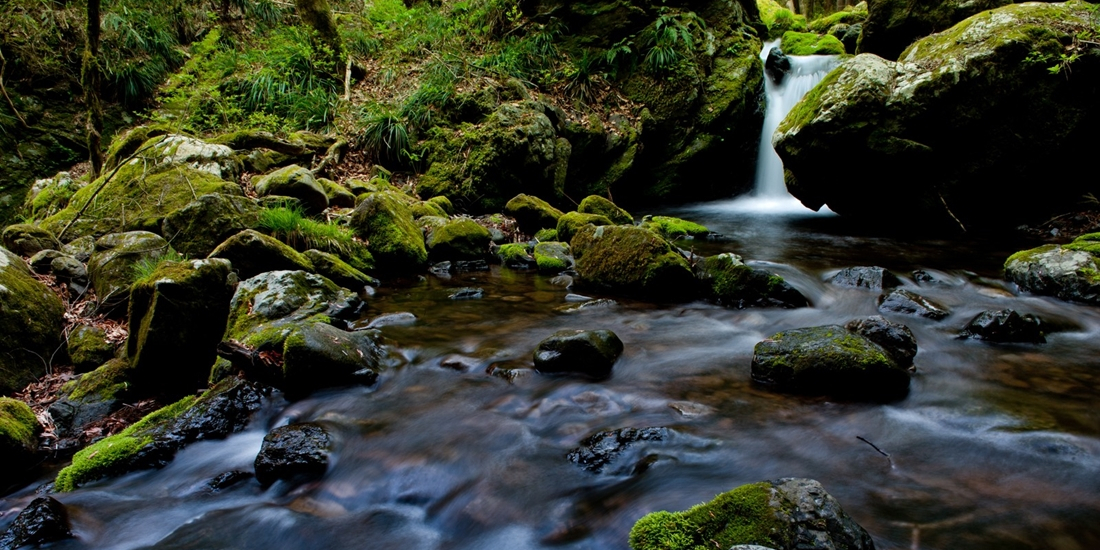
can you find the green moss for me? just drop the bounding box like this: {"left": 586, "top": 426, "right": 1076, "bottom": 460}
{"left": 641, "top": 216, "right": 709, "bottom": 240}
{"left": 758, "top": 0, "right": 808, "bottom": 39}
{"left": 504, "top": 194, "right": 565, "bottom": 235}
{"left": 629, "top": 482, "right": 784, "bottom": 549}
{"left": 571, "top": 225, "right": 695, "bottom": 298}
{"left": 350, "top": 191, "right": 428, "bottom": 270}
{"left": 427, "top": 219, "right": 492, "bottom": 260}
{"left": 426, "top": 195, "right": 455, "bottom": 215}
{"left": 498, "top": 243, "right": 532, "bottom": 264}
{"left": 1005, "top": 244, "right": 1059, "bottom": 269}
{"left": 807, "top": 3, "right": 868, "bottom": 34}
{"left": 779, "top": 68, "right": 841, "bottom": 132}
{"left": 54, "top": 394, "right": 197, "bottom": 492}
{"left": 557, "top": 211, "right": 613, "bottom": 244}
{"left": 577, "top": 195, "right": 634, "bottom": 225}
{"left": 536, "top": 255, "right": 567, "bottom": 272}
{"left": 1064, "top": 241, "right": 1100, "bottom": 256}
{"left": 0, "top": 397, "right": 39, "bottom": 452}
{"left": 411, "top": 201, "right": 449, "bottom": 219}
{"left": 534, "top": 228, "right": 558, "bottom": 242}
{"left": 66, "top": 358, "right": 132, "bottom": 402}
{"left": 533, "top": 241, "right": 572, "bottom": 273}
{"left": 781, "top": 31, "right": 846, "bottom": 56}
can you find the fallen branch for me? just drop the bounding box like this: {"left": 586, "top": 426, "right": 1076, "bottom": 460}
{"left": 857, "top": 436, "right": 892, "bottom": 461}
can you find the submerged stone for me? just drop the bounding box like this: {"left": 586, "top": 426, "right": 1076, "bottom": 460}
{"left": 533, "top": 329, "right": 624, "bottom": 378}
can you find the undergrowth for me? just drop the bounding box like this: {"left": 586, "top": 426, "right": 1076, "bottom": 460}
{"left": 258, "top": 203, "right": 359, "bottom": 258}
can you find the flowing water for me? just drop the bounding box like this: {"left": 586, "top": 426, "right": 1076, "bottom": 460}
{"left": 4, "top": 46, "right": 1100, "bottom": 550}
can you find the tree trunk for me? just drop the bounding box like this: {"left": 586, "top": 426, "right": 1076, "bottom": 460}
{"left": 84, "top": 0, "right": 103, "bottom": 180}
{"left": 294, "top": 0, "right": 343, "bottom": 70}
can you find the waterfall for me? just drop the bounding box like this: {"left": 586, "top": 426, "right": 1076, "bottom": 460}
{"left": 722, "top": 40, "right": 838, "bottom": 214}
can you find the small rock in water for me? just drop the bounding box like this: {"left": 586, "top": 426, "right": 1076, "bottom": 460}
{"left": 558, "top": 298, "right": 618, "bottom": 313}
{"left": 845, "top": 316, "right": 917, "bottom": 366}
{"left": 765, "top": 46, "right": 791, "bottom": 84}
{"left": 365, "top": 312, "right": 417, "bottom": 328}
{"left": 567, "top": 427, "right": 669, "bottom": 473}
{"left": 668, "top": 401, "right": 713, "bottom": 417}
{"left": 254, "top": 423, "right": 332, "bottom": 487}
{"left": 453, "top": 260, "right": 489, "bottom": 272}
{"left": 449, "top": 287, "right": 484, "bottom": 300}
{"left": 961, "top": 309, "right": 1045, "bottom": 343}
{"left": 0, "top": 497, "right": 74, "bottom": 549}
{"left": 564, "top": 293, "right": 591, "bottom": 302}
{"left": 429, "top": 261, "right": 452, "bottom": 278}
{"left": 533, "top": 329, "right": 624, "bottom": 378}
{"left": 878, "top": 289, "right": 950, "bottom": 320}
{"left": 829, "top": 266, "right": 901, "bottom": 290}
{"left": 207, "top": 470, "right": 254, "bottom": 492}
{"left": 548, "top": 274, "right": 573, "bottom": 288}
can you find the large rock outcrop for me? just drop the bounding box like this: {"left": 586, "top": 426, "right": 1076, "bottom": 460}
{"left": 0, "top": 247, "right": 66, "bottom": 394}
{"left": 775, "top": 2, "right": 1100, "bottom": 229}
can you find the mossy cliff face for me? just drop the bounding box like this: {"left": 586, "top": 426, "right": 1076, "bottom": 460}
{"left": 571, "top": 225, "right": 696, "bottom": 299}
{"left": 775, "top": 2, "right": 1100, "bottom": 229}
{"left": 0, "top": 246, "right": 66, "bottom": 395}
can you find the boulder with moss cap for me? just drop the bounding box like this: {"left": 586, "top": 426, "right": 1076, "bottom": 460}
{"left": 48, "top": 358, "right": 133, "bottom": 439}
{"left": 208, "top": 229, "right": 315, "bottom": 280}
{"left": 698, "top": 253, "right": 808, "bottom": 309}
{"left": 426, "top": 219, "right": 492, "bottom": 261}
{"left": 87, "top": 231, "right": 172, "bottom": 314}
{"left": 641, "top": 216, "right": 709, "bottom": 240}
{"left": 628, "top": 477, "right": 874, "bottom": 550}
{"left": 1005, "top": 233, "right": 1100, "bottom": 305}
{"left": 303, "top": 249, "right": 378, "bottom": 289}
{"left": 0, "top": 397, "right": 40, "bottom": 487}
{"left": 571, "top": 225, "right": 696, "bottom": 299}
{"left": 577, "top": 195, "right": 633, "bottom": 225}
{"left": 0, "top": 246, "right": 66, "bottom": 394}
{"left": 556, "top": 211, "right": 613, "bottom": 245}
{"left": 349, "top": 191, "right": 428, "bottom": 271}
{"left": 254, "top": 165, "right": 329, "bottom": 214}
{"left": 1, "top": 223, "right": 60, "bottom": 256}
{"left": 503, "top": 194, "right": 564, "bottom": 235}
{"left": 67, "top": 324, "right": 117, "bottom": 373}
{"left": 533, "top": 242, "right": 573, "bottom": 273}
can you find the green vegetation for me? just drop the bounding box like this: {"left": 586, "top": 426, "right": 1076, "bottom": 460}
{"left": 628, "top": 482, "right": 785, "bottom": 550}
{"left": 641, "top": 216, "right": 709, "bottom": 240}
{"left": 258, "top": 203, "right": 371, "bottom": 270}
{"left": 780, "top": 31, "right": 846, "bottom": 56}
{"left": 131, "top": 249, "right": 187, "bottom": 283}
{"left": 807, "top": 3, "right": 868, "bottom": 34}
{"left": 0, "top": 397, "right": 39, "bottom": 452}
{"left": 758, "top": 0, "right": 808, "bottom": 40}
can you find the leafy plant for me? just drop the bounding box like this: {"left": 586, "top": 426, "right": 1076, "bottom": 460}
{"left": 565, "top": 49, "right": 600, "bottom": 103}
{"left": 641, "top": 13, "right": 703, "bottom": 74}
{"left": 359, "top": 108, "right": 411, "bottom": 164}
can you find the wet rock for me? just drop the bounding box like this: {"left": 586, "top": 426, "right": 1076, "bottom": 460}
{"left": 640, "top": 216, "right": 710, "bottom": 241}
{"left": 1005, "top": 242, "right": 1100, "bottom": 305}
{"left": 67, "top": 324, "right": 116, "bottom": 373}
{"left": 534, "top": 329, "right": 624, "bottom": 378}
{"left": 0, "top": 397, "right": 40, "bottom": 488}
{"left": 765, "top": 46, "right": 791, "bottom": 84}
{"left": 53, "top": 377, "right": 264, "bottom": 491}
{"left": 751, "top": 324, "right": 912, "bottom": 400}
{"left": 207, "top": 470, "right": 253, "bottom": 492}
{"left": 208, "top": 229, "right": 315, "bottom": 280}
{"left": 48, "top": 358, "right": 130, "bottom": 439}
{"left": 449, "top": 287, "right": 484, "bottom": 300}
{"left": 577, "top": 195, "right": 633, "bottom": 225}
{"left": 845, "top": 316, "right": 917, "bottom": 366}
{"left": 698, "top": 253, "right": 808, "bottom": 309}
{"left": 349, "top": 191, "right": 427, "bottom": 271}
{"left": 567, "top": 427, "right": 668, "bottom": 473}
{"left": 533, "top": 241, "right": 573, "bottom": 274}
{"left": 127, "top": 258, "right": 236, "bottom": 398}
{"left": 88, "top": 231, "right": 171, "bottom": 313}
{"left": 961, "top": 309, "right": 1045, "bottom": 344}
{"left": 503, "top": 194, "right": 564, "bottom": 235}
{"left": 829, "top": 266, "right": 901, "bottom": 290}
{"left": 1, "top": 223, "right": 60, "bottom": 256}
{"left": 0, "top": 497, "right": 73, "bottom": 550}
{"left": 0, "top": 247, "right": 66, "bottom": 394}
{"left": 254, "top": 423, "right": 332, "bottom": 487}
{"left": 559, "top": 298, "right": 617, "bottom": 313}
{"left": 161, "top": 193, "right": 263, "bottom": 257}
{"left": 303, "top": 249, "right": 378, "bottom": 290}
{"left": 629, "top": 478, "right": 874, "bottom": 550}
{"left": 426, "top": 219, "right": 492, "bottom": 261}
{"left": 878, "top": 289, "right": 950, "bottom": 320}
{"left": 858, "top": 0, "right": 1011, "bottom": 60}
{"left": 454, "top": 260, "right": 490, "bottom": 272}
{"left": 571, "top": 225, "right": 696, "bottom": 300}
{"left": 282, "top": 322, "right": 386, "bottom": 398}
{"left": 255, "top": 164, "right": 328, "bottom": 213}
{"left": 497, "top": 243, "right": 536, "bottom": 269}
{"left": 363, "top": 312, "right": 417, "bottom": 329}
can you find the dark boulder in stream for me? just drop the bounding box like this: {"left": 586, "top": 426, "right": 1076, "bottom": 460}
{"left": 877, "top": 288, "right": 950, "bottom": 320}
{"left": 629, "top": 477, "right": 874, "bottom": 550}
{"left": 571, "top": 225, "right": 696, "bottom": 300}
{"left": 961, "top": 309, "right": 1045, "bottom": 343}
{"left": 697, "top": 253, "right": 808, "bottom": 309}
{"left": 254, "top": 422, "right": 332, "bottom": 487}
{"left": 828, "top": 266, "right": 900, "bottom": 290}
{"left": 567, "top": 427, "right": 669, "bottom": 474}
{"left": 0, "top": 496, "right": 74, "bottom": 550}
{"left": 534, "top": 329, "right": 624, "bottom": 378}
{"left": 752, "top": 322, "right": 914, "bottom": 400}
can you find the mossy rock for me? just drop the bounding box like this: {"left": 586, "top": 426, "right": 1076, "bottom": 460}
{"left": 53, "top": 377, "right": 263, "bottom": 492}
{"left": 699, "top": 253, "right": 808, "bottom": 309}
{"left": 503, "top": 194, "right": 565, "bottom": 236}
{"left": 144, "top": 135, "right": 242, "bottom": 181}
{"left": 0, "top": 397, "right": 40, "bottom": 481}
{"left": 281, "top": 322, "right": 386, "bottom": 399}
{"left": 534, "top": 228, "right": 558, "bottom": 242}
{"left": 349, "top": 191, "right": 428, "bottom": 271}
{"left": 23, "top": 172, "right": 84, "bottom": 220}
{"left": 255, "top": 165, "right": 329, "bottom": 213}
{"left": 571, "top": 225, "right": 696, "bottom": 300}
{"left": 127, "top": 259, "right": 235, "bottom": 399}
{"left": 533, "top": 241, "right": 573, "bottom": 274}
{"left": 426, "top": 195, "right": 455, "bottom": 216}
{"left": 42, "top": 162, "right": 242, "bottom": 242}
{"left": 757, "top": 0, "right": 808, "bottom": 39}
{"left": 807, "top": 1, "right": 868, "bottom": 34}
{"left": 556, "top": 212, "right": 613, "bottom": 245}
{"left": 0, "top": 246, "right": 66, "bottom": 394}
{"left": 1, "top": 223, "right": 60, "bottom": 256}
{"left": 577, "top": 195, "right": 634, "bottom": 225}
{"left": 208, "top": 229, "right": 315, "bottom": 280}
{"left": 780, "top": 30, "right": 846, "bottom": 55}
{"left": 87, "top": 231, "right": 172, "bottom": 314}
{"left": 641, "top": 216, "right": 710, "bottom": 240}
{"left": 1005, "top": 243, "right": 1100, "bottom": 305}
{"left": 49, "top": 358, "right": 133, "bottom": 438}
{"left": 629, "top": 478, "right": 874, "bottom": 550}
{"left": 67, "top": 324, "right": 117, "bottom": 373}
{"left": 321, "top": 178, "right": 358, "bottom": 210}
{"left": 411, "top": 200, "right": 449, "bottom": 219}
{"left": 751, "top": 324, "right": 911, "bottom": 400}
{"left": 161, "top": 193, "right": 263, "bottom": 258}
{"left": 303, "top": 249, "right": 378, "bottom": 290}
{"left": 858, "top": 0, "right": 1012, "bottom": 60}
{"left": 426, "top": 219, "right": 492, "bottom": 261}
{"left": 497, "top": 242, "right": 536, "bottom": 269}
{"left": 103, "top": 124, "right": 173, "bottom": 171}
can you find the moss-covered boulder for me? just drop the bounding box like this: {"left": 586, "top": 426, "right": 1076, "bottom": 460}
{"left": 317, "top": 177, "right": 356, "bottom": 209}
{"left": 410, "top": 200, "right": 449, "bottom": 219}
{"left": 698, "top": 253, "right": 808, "bottom": 309}
{"left": 255, "top": 165, "right": 329, "bottom": 214}
{"left": 807, "top": 1, "right": 868, "bottom": 34}
{"left": 577, "top": 195, "right": 634, "bottom": 225}
{"left": 858, "top": 0, "right": 1015, "bottom": 60}
{"left": 571, "top": 225, "right": 696, "bottom": 299}
{"left": 641, "top": 216, "right": 710, "bottom": 240}
{"left": 629, "top": 478, "right": 874, "bottom": 550}
{"left": 23, "top": 172, "right": 84, "bottom": 220}
{"left": 1, "top": 224, "right": 60, "bottom": 256}
{"left": 780, "top": 30, "right": 846, "bottom": 55}
{"left": 1005, "top": 239, "right": 1100, "bottom": 305}
{"left": 0, "top": 397, "right": 40, "bottom": 486}
{"left": 87, "top": 231, "right": 171, "bottom": 313}
{"left": 127, "top": 259, "right": 235, "bottom": 398}
{"left": 349, "top": 191, "right": 427, "bottom": 271}
{"left": 67, "top": 324, "right": 117, "bottom": 373}
{"left": 759, "top": 0, "right": 808, "bottom": 39}
{"left": 417, "top": 102, "right": 569, "bottom": 212}
{"left": 533, "top": 241, "right": 573, "bottom": 273}
{"left": 775, "top": 2, "right": 1100, "bottom": 228}
{"left": 48, "top": 358, "right": 133, "bottom": 439}
{"left": 426, "top": 195, "right": 454, "bottom": 216}
{"left": 281, "top": 322, "right": 386, "bottom": 399}
{"left": 302, "top": 249, "right": 378, "bottom": 290}
{"left": 751, "top": 323, "right": 913, "bottom": 399}
{"left": 208, "top": 229, "right": 315, "bottom": 280}
{"left": 426, "top": 219, "right": 492, "bottom": 261}
{"left": 0, "top": 246, "right": 66, "bottom": 394}
{"left": 503, "top": 194, "right": 565, "bottom": 236}
{"left": 556, "top": 212, "right": 613, "bottom": 245}
{"left": 497, "top": 242, "right": 537, "bottom": 269}
{"left": 53, "top": 377, "right": 263, "bottom": 492}
{"left": 533, "top": 329, "right": 624, "bottom": 379}
{"left": 161, "top": 194, "right": 263, "bottom": 257}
